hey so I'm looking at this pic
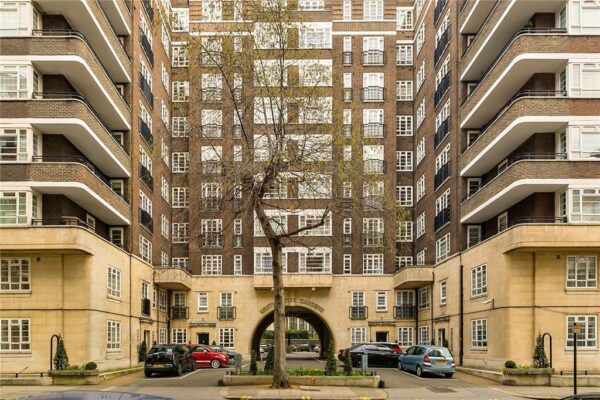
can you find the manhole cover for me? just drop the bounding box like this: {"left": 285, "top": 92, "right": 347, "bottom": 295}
{"left": 427, "top": 387, "right": 456, "bottom": 393}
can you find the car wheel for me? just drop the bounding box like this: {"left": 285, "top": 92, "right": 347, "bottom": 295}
{"left": 444, "top": 373, "right": 453, "bottom": 379}
{"left": 398, "top": 361, "right": 404, "bottom": 371}
{"left": 144, "top": 370, "right": 152, "bottom": 378}
{"left": 176, "top": 363, "right": 183, "bottom": 376}
{"left": 210, "top": 359, "right": 221, "bottom": 369}
{"left": 416, "top": 365, "right": 423, "bottom": 377}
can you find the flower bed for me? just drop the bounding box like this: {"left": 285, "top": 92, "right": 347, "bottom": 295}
{"left": 50, "top": 369, "right": 100, "bottom": 385}
{"left": 501, "top": 368, "right": 554, "bottom": 386}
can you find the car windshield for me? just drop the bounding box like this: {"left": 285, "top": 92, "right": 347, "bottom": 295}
{"left": 428, "top": 348, "right": 452, "bottom": 357}
{"left": 210, "top": 346, "right": 221, "bottom": 350}
{"left": 148, "top": 346, "right": 173, "bottom": 354}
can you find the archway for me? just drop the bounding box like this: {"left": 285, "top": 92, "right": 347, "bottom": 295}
{"left": 250, "top": 306, "right": 334, "bottom": 359}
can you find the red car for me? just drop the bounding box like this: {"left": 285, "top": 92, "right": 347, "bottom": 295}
{"left": 188, "top": 344, "right": 229, "bottom": 368}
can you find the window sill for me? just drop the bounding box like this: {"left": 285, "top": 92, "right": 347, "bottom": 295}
{"left": 565, "top": 287, "right": 599, "bottom": 292}
{"left": 0, "top": 290, "right": 32, "bottom": 295}
{"left": 107, "top": 349, "right": 122, "bottom": 353}
{"left": 107, "top": 295, "right": 122, "bottom": 302}
{"left": 470, "top": 348, "right": 488, "bottom": 352}
{"left": 470, "top": 294, "right": 488, "bottom": 301}
{"left": 0, "top": 351, "right": 32, "bottom": 356}
{"left": 564, "top": 348, "right": 598, "bottom": 352}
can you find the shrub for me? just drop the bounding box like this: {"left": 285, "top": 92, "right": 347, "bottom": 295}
{"left": 264, "top": 347, "right": 274, "bottom": 374}
{"left": 84, "top": 362, "right": 97, "bottom": 371}
{"left": 249, "top": 350, "right": 258, "bottom": 375}
{"left": 285, "top": 345, "right": 295, "bottom": 353}
{"left": 505, "top": 360, "right": 517, "bottom": 369}
{"left": 532, "top": 334, "right": 549, "bottom": 368}
{"left": 343, "top": 349, "right": 353, "bottom": 376}
{"left": 53, "top": 336, "right": 69, "bottom": 370}
{"left": 138, "top": 341, "right": 147, "bottom": 362}
{"left": 262, "top": 330, "right": 274, "bottom": 339}
{"left": 324, "top": 341, "right": 337, "bottom": 376}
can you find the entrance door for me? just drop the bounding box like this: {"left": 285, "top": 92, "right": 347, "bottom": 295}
{"left": 197, "top": 332, "right": 209, "bottom": 345}
{"left": 375, "top": 331, "right": 388, "bottom": 342}
{"left": 437, "top": 329, "right": 446, "bottom": 347}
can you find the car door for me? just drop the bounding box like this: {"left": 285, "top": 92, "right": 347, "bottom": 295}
{"left": 191, "top": 345, "right": 209, "bottom": 366}
{"left": 412, "top": 346, "right": 425, "bottom": 371}
{"left": 402, "top": 346, "right": 416, "bottom": 370}
{"left": 363, "top": 345, "right": 379, "bottom": 366}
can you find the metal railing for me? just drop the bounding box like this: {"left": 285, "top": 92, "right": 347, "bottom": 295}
{"left": 434, "top": 162, "right": 451, "bottom": 189}
{"left": 139, "top": 208, "right": 153, "bottom": 232}
{"left": 139, "top": 163, "right": 153, "bottom": 191}
{"left": 201, "top": 124, "right": 223, "bottom": 139}
{"left": 361, "top": 86, "right": 385, "bottom": 102}
{"left": 343, "top": 124, "right": 352, "bottom": 137}
{"left": 140, "top": 29, "right": 154, "bottom": 66}
{"left": 201, "top": 87, "right": 222, "bottom": 102}
{"left": 349, "top": 306, "right": 368, "bottom": 320}
{"left": 363, "top": 50, "right": 385, "bottom": 65}
{"left": 434, "top": 207, "right": 451, "bottom": 231}
{"left": 394, "top": 305, "right": 416, "bottom": 319}
{"left": 472, "top": 216, "right": 568, "bottom": 246}
{"left": 217, "top": 306, "right": 236, "bottom": 320}
{"left": 434, "top": 117, "right": 451, "bottom": 148}
{"left": 362, "top": 123, "right": 385, "bottom": 138}
{"left": 139, "top": 73, "right": 154, "bottom": 108}
{"left": 434, "top": 73, "right": 450, "bottom": 108}
{"left": 362, "top": 232, "right": 385, "bottom": 247}
{"left": 201, "top": 161, "right": 223, "bottom": 175}
{"left": 363, "top": 159, "right": 386, "bottom": 174}
{"left": 170, "top": 306, "right": 189, "bottom": 320}
{"left": 141, "top": 0, "right": 154, "bottom": 21}
{"left": 342, "top": 51, "right": 352, "bottom": 66}
{"left": 434, "top": 0, "right": 448, "bottom": 24}
{"left": 363, "top": 195, "right": 384, "bottom": 211}
{"left": 202, "top": 196, "right": 224, "bottom": 211}
{"left": 343, "top": 88, "right": 353, "bottom": 102}
{"left": 139, "top": 118, "right": 153, "bottom": 146}
{"left": 200, "top": 232, "right": 224, "bottom": 248}
{"left": 434, "top": 28, "right": 450, "bottom": 65}
{"left": 31, "top": 217, "right": 129, "bottom": 250}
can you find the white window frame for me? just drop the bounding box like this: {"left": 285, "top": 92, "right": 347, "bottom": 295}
{"left": 107, "top": 320, "right": 121, "bottom": 351}
{"left": 566, "top": 255, "right": 597, "bottom": 289}
{"left": 0, "top": 318, "right": 30, "bottom": 352}
{"left": 566, "top": 315, "right": 597, "bottom": 349}
{"left": 471, "top": 264, "right": 488, "bottom": 298}
{"left": 107, "top": 266, "right": 121, "bottom": 299}
{"left": 0, "top": 258, "right": 30, "bottom": 291}
{"left": 471, "top": 319, "right": 488, "bottom": 349}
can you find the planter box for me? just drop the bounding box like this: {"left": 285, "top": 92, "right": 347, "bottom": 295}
{"left": 50, "top": 370, "right": 100, "bottom": 385}
{"left": 501, "top": 368, "right": 554, "bottom": 386}
{"left": 223, "top": 374, "right": 380, "bottom": 388}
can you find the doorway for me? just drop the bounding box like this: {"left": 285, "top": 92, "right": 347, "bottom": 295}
{"left": 437, "top": 329, "right": 446, "bottom": 347}
{"left": 197, "top": 332, "right": 209, "bottom": 345}
{"left": 375, "top": 331, "right": 388, "bottom": 342}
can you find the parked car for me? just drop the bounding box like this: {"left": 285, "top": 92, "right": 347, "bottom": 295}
{"left": 188, "top": 344, "right": 230, "bottom": 368}
{"left": 338, "top": 342, "right": 402, "bottom": 361}
{"left": 295, "top": 343, "right": 312, "bottom": 352}
{"left": 561, "top": 394, "right": 600, "bottom": 400}
{"left": 373, "top": 342, "right": 403, "bottom": 354}
{"left": 313, "top": 345, "right": 320, "bottom": 353}
{"left": 348, "top": 344, "right": 402, "bottom": 367}
{"left": 209, "top": 344, "right": 236, "bottom": 364}
{"left": 144, "top": 344, "right": 195, "bottom": 377}
{"left": 398, "top": 345, "right": 455, "bottom": 378}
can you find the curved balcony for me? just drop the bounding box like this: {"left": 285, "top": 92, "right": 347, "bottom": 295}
{"left": 461, "top": 158, "right": 600, "bottom": 223}
{"left": 1, "top": 31, "right": 131, "bottom": 130}
{"left": 253, "top": 273, "right": 333, "bottom": 289}
{"left": 154, "top": 266, "right": 192, "bottom": 290}
{"left": 98, "top": 0, "right": 131, "bottom": 36}
{"left": 460, "top": 97, "right": 600, "bottom": 176}
{"left": 0, "top": 159, "right": 130, "bottom": 225}
{"left": 461, "top": 32, "right": 600, "bottom": 129}
{"left": 460, "top": 0, "right": 497, "bottom": 34}
{"left": 0, "top": 95, "right": 130, "bottom": 177}
{"left": 393, "top": 265, "right": 434, "bottom": 289}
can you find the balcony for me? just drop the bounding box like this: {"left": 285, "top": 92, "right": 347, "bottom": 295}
{"left": 1, "top": 32, "right": 130, "bottom": 130}
{"left": 140, "top": 29, "right": 154, "bottom": 66}
{"left": 342, "top": 234, "right": 352, "bottom": 247}
{"left": 393, "top": 305, "right": 416, "bottom": 319}
{"left": 253, "top": 273, "right": 333, "bottom": 289}
{"left": 434, "top": 162, "right": 451, "bottom": 190}
{"left": 200, "top": 232, "right": 224, "bottom": 248}
{"left": 434, "top": 0, "right": 448, "bottom": 25}
{"left": 362, "top": 232, "right": 384, "bottom": 247}
{"left": 434, "top": 117, "right": 451, "bottom": 148}
{"left": 139, "top": 208, "right": 153, "bottom": 232}
{"left": 362, "top": 123, "right": 385, "bottom": 138}
{"left": 460, "top": 0, "right": 497, "bottom": 34}
{"left": 33, "top": 0, "right": 131, "bottom": 83}
{"left": 0, "top": 94, "right": 129, "bottom": 177}
{"left": 141, "top": 298, "right": 151, "bottom": 316}
{"left": 362, "top": 50, "right": 385, "bottom": 66}
{"left": 201, "top": 125, "right": 223, "bottom": 139}
{"left": 349, "top": 306, "right": 368, "bottom": 320}
{"left": 170, "top": 306, "right": 189, "bottom": 320}
{"left": 202, "top": 161, "right": 223, "bottom": 175}
{"left": 343, "top": 88, "right": 353, "bottom": 102}
{"left": 460, "top": 97, "right": 600, "bottom": 176}
{"left": 202, "top": 196, "right": 224, "bottom": 211}
{"left": 393, "top": 265, "right": 434, "bottom": 289}
{"left": 342, "top": 52, "right": 352, "bottom": 66}
{"left": 363, "top": 159, "right": 386, "bottom": 174}
{"left": 434, "top": 207, "right": 451, "bottom": 231}
{"left": 434, "top": 28, "right": 450, "bottom": 65}
{"left": 0, "top": 160, "right": 130, "bottom": 225}
{"left": 201, "top": 52, "right": 221, "bottom": 66}
{"left": 139, "top": 118, "right": 154, "bottom": 146}
{"left": 461, "top": 158, "right": 600, "bottom": 223}
{"left": 363, "top": 195, "right": 384, "bottom": 211}
{"left": 233, "top": 124, "right": 243, "bottom": 139}
{"left": 201, "top": 87, "right": 222, "bottom": 102}
{"left": 434, "top": 73, "right": 450, "bottom": 108}
{"left": 154, "top": 266, "right": 192, "bottom": 290}
{"left": 233, "top": 87, "right": 243, "bottom": 102}
{"left": 217, "top": 306, "right": 236, "bottom": 321}
{"left": 342, "top": 124, "right": 352, "bottom": 137}
{"left": 141, "top": 0, "right": 154, "bottom": 21}
{"left": 139, "top": 164, "right": 153, "bottom": 191}
{"left": 139, "top": 73, "right": 154, "bottom": 108}
{"left": 233, "top": 234, "right": 243, "bottom": 248}
{"left": 361, "top": 87, "right": 385, "bottom": 102}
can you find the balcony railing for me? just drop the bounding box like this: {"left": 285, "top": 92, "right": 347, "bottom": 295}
{"left": 233, "top": 234, "right": 243, "bottom": 248}
{"left": 139, "top": 208, "right": 153, "bottom": 232}
{"left": 201, "top": 87, "right": 222, "bottom": 102}
{"left": 342, "top": 124, "right": 352, "bottom": 137}
{"left": 233, "top": 87, "right": 243, "bottom": 102}
{"left": 363, "top": 159, "right": 386, "bottom": 174}
{"left": 139, "top": 163, "right": 154, "bottom": 191}
{"left": 202, "top": 161, "right": 223, "bottom": 175}
{"left": 139, "top": 73, "right": 154, "bottom": 107}
{"left": 32, "top": 155, "right": 110, "bottom": 187}
{"left": 139, "top": 118, "right": 153, "bottom": 146}
{"left": 141, "top": 298, "right": 151, "bottom": 316}
{"left": 362, "top": 232, "right": 384, "bottom": 247}
{"left": 201, "top": 52, "right": 221, "bottom": 66}
{"left": 472, "top": 216, "right": 569, "bottom": 247}
{"left": 202, "top": 196, "right": 224, "bottom": 211}
{"left": 140, "top": 29, "right": 154, "bottom": 66}
{"left": 434, "top": 28, "right": 450, "bottom": 65}
{"left": 233, "top": 124, "right": 243, "bottom": 139}
{"left": 201, "top": 124, "right": 223, "bottom": 139}
{"left": 434, "top": 161, "right": 451, "bottom": 189}
{"left": 363, "top": 50, "right": 385, "bottom": 65}
{"left": 343, "top": 88, "right": 352, "bottom": 102}
{"left": 349, "top": 306, "right": 368, "bottom": 320}
{"left": 200, "top": 232, "right": 223, "bottom": 248}
{"left": 343, "top": 233, "right": 352, "bottom": 247}
{"left": 434, "top": 73, "right": 450, "bottom": 108}
{"left": 170, "top": 306, "right": 189, "bottom": 320}
{"left": 434, "top": 207, "right": 451, "bottom": 231}
{"left": 142, "top": 0, "right": 154, "bottom": 21}
{"left": 361, "top": 86, "right": 385, "bottom": 102}
{"left": 362, "top": 123, "right": 385, "bottom": 138}
{"left": 342, "top": 51, "right": 352, "bottom": 66}
{"left": 434, "top": 117, "right": 450, "bottom": 148}
{"left": 31, "top": 217, "right": 130, "bottom": 250}
{"left": 233, "top": 198, "right": 243, "bottom": 212}
{"left": 394, "top": 305, "right": 416, "bottom": 319}
{"left": 218, "top": 306, "right": 236, "bottom": 320}
{"left": 434, "top": 0, "right": 447, "bottom": 24}
{"left": 363, "top": 195, "right": 384, "bottom": 211}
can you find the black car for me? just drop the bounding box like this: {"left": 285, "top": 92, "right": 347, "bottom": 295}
{"left": 561, "top": 395, "right": 600, "bottom": 400}
{"left": 348, "top": 343, "right": 402, "bottom": 367}
{"left": 144, "top": 344, "right": 195, "bottom": 377}
{"left": 209, "top": 344, "right": 237, "bottom": 364}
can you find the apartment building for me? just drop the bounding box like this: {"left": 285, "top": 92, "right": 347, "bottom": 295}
{"left": 0, "top": 0, "right": 598, "bottom": 374}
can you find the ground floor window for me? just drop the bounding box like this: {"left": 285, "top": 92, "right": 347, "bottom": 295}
{"left": 172, "top": 328, "right": 187, "bottom": 344}
{"left": 566, "top": 256, "right": 597, "bottom": 288}
{"left": 566, "top": 315, "right": 597, "bottom": 349}
{"left": 351, "top": 327, "right": 366, "bottom": 345}
{"left": 397, "top": 327, "right": 413, "bottom": 347}
{"left": 0, "top": 257, "right": 30, "bottom": 291}
{"left": 159, "top": 328, "right": 167, "bottom": 344}
{"left": 0, "top": 318, "right": 30, "bottom": 351}
{"left": 471, "top": 319, "right": 487, "bottom": 349}
{"left": 418, "top": 325, "right": 429, "bottom": 345}
{"left": 219, "top": 328, "right": 234, "bottom": 348}
{"left": 107, "top": 320, "right": 121, "bottom": 351}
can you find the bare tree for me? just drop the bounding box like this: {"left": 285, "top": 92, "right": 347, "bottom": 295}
{"left": 180, "top": 0, "right": 400, "bottom": 388}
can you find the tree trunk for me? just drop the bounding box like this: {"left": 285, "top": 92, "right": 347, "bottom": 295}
{"left": 270, "top": 240, "right": 289, "bottom": 388}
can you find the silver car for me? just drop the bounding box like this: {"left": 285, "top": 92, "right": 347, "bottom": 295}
{"left": 398, "top": 345, "right": 455, "bottom": 378}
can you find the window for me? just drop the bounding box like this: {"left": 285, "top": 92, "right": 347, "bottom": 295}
{"left": 172, "top": 257, "right": 189, "bottom": 270}
{"left": 362, "top": 218, "right": 384, "bottom": 247}
{"left": 497, "top": 212, "right": 508, "bottom": 232}
{"left": 396, "top": 151, "right": 413, "bottom": 171}
{"left": 416, "top": 137, "right": 425, "bottom": 165}
{"left": 172, "top": 187, "right": 189, "bottom": 208}
{"left": 416, "top": 212, "right": 425, "bottom": 238}
{"left": 109, "top": 228, "right": 124, "bottom": 247}
{"left": 418, "top": 325, "right": 430, "bottom": 345}
{"left": 567, "top": 256, "right": 597, "bottom": 288}
{"left": 299, "top": 22, "right": 332, "bottom": 49}
{"left": 159, "top": 289, "right": 167, "bottom": 311}
{"left": 351, "top": 327, "right": 366, "bottom": 345}
{"left": 159, "top": 328, "right": 167, "bottom": 344}
{"left": 0, "top": 191, "right": 29, "bottom": 225}
{"left": 471, "top": 319, "right": 487, "bottom": 349}
{"left": 570, "top": 188, "right": 600, "bottom": 222}
{"left": 467, "top": 226, "right": 481, "bottom": 248}
{"left": 396, "top": 186, "right": 413, "bottom": 207}
{"left": 567, "top": 1, "right": 600, "bottom": 34}
{"left": 172, "top": 43, "right": 189, "bottom": 67}
{"left": 396, "top": 8, "right": 413, "bottom": 30}
{"left": 254, "top": 250, "right": 288, "bottom": 274}
{"left": 219, "top": 328, "right": 235, "bottom": 348}
{"left": 0, "top": 65, "right": 30, "bottom": 99}
{"left": 566, "top": 316, "right": 597, "bottom": 349}
{"left": 172, "top": 81, "right": 189, "bottom": 102}
{"left": 440, "top": 280, "right": 447, "bottom": 305}
{"left": 416, "top": 175, "right": 425, "bottom": 201}
{"left": 139, "top": 190, "right": 152, "bottom": 216}
{"left": 160, "top": 176, "right": 169, "bottom": 203}
{"left": 397, "top": 290, "right": 415, "bottom": 306}
{"left": 202, "top": 255, "right": 222, "bottom": 275}
{"left": 397, "top": 221, "right": 413, "bottom": 242}
{"left": 416, "top": 61, "right": 425, "bottom": 93}
{"left": 343, "top": 254, "right": 352, "bottom": 274}
{"left": 569, "top": 62, "right": 600, "bottom": 97}
{"left": 435, "top": 144, "right": 450, "bottom": 178}
{"left": 342, "top": 0, "right": 351, "bottom": 20}
{"left": 197, "top": 292, "right": 208, "bottom": 312}
{"left": 172, "top": 223, "right": 189, "bottom": 243}
{"left": 397, "top": 327, "right": 413, "bottom": 347}
{"left": 298, "top": 210, "right": 332, "bottom": 236}
{"left": 416, "top": 99, "right": 425, "bottom": 129}
{"left": 107, "top": 267, "right": 121, "bottom": 299}
{"left": 471, "top": 265, "right": 487, "bottom": 297}
{"left": 161, "top": 24, "right": 170, "bottom": 55}
{"left": 202, "top": 0, "right": 222, "bottom": 20}
{"left": 172, "top": 117, "right": 188, "bottom": 137}
{"left": 0, "top": 1, "right": 32, "bottom": 36}
{"left": 0, "top": 258, "right": 30, "bottom": 291}
{"left": 419, "top": 287, "right": 430, "bottom": 310}
{"left": 161, "top": 101, "right": 169, "bottom": 126}
{"left": 172, "top": 328, "right": 187, "bottom": 344}
{"left": 415, "top": 22, "right": 425, "bottom": 55}
{"left": 396, "top": 116, "right": 413, "bottom": 136}
{"left": 417, "top": 249, "right": 426, "bottom": 266}
{"left": 139, "top": 235, "right": 152, "bottom": 263}
{"left": 0, "top": 128, "right": 38, "bottom": 161}
{"left": 171, "top": 9, "right": 189, "bottom": 32}
{"left": 161, "top": 252, "right": 169, "bottom": 267}
{"left": 172, "top": 152, "right": 189, "bottom": 173}
{"left": 0, "top": 318, "right": 30, "bottom": 351}
{"left": 234, "top": 255, "right": 242, "bottom": 275}
{"left": 363, "top": 254, "right": 384, "bottom": 275}
{"left": 107, "top": 320, "right": 121, "bottom": 351}
{"left": 396, "top": 256, "right": 413, "bottom": 269}
{"left": 160, "top": 214, "right": 170, "bottom": 239}
{"left": 363, "top": 0, "right": 383, "bottom": 20}
{"left": 396, "top": 81, "right": 413, "bottom": 101}
{"left": 396, "top": 44, "right": 413, "bottom": 65}
{"left": 376, "top": 292, "right": 387, "bottom": 312}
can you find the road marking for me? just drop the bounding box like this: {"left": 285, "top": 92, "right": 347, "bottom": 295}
{"left": 145, "top": 368, "right": 204, "bottom": 381}
{"left": 395, "top": 369, "right": 457, "bottom": 381}
{"left": 100, "top": 386, "right": 116, "bottom": 391}
{"left": 311, "top": 357, "right": 323, "bottom": 363}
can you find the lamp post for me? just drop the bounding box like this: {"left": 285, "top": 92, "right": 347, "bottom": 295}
{"left": 541, "top": 332, "right": 553, "bottom": 368}
{"left": 573, "top": 323, "right": 581, "bottom": 395}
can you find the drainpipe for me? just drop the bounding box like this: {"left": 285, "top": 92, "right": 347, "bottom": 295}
{"left": 414, "top": 288, "right": 419, "bottom": 343}
{"left": 459, "top": 263, "right": 464, "bottom": 366}
{"left": 129, "top": 254, "right": 133, "bottom": 367}
{"left": 431, "top": 272, "right": 435, "bottom": 345}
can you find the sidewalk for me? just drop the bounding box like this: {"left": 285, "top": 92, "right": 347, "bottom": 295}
{"left": 491, "top": 385, "right": 600, "bottom": 400}
{"left": 220, "top": 385, "right": 387, "bottom": 400}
